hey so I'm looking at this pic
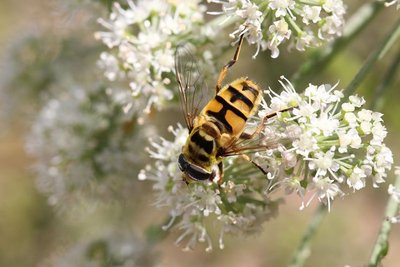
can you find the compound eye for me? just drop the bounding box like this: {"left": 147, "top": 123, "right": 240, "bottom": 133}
{"left": 178, "top": 154, "right": 186, "bottom": 171}
{"left": 178, "top": 162, "right": 184, "bottom": 171}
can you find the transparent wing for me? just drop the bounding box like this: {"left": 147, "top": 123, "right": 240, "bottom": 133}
{"left": 175, "top": 43, "right": 210, "bottom": 132}
{"left": 221, "top": 140, "right": 270, "bottom": 157}
{"left": 221, "top": 108, "right": 294, "bottom": 157}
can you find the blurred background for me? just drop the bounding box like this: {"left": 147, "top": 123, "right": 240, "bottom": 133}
{"left": 0, "top": 0, "right": 399, "bottom": 266}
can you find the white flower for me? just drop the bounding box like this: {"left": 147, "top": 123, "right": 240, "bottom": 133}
{"left": 302, "top": 6, "right": 322, "bottom": 25}
{"left": 308, "top": 151, "right": 339, "bottom": 177}
{"left": 295, "top": 30, "right": 316, "bottom": 51}
{"left": 193, "top": 186, "right": 223, "bottom": 216}
{"left": 268, "top": 0, "right": 295, "bottom": 18}
{"left": 236, "top": 1, "right": 262, "bottom": 20}
{"left": 217, "top": 0, "right": 264, "bottom": 58}
{"left": 293, "top": 132, "right": 318, "bottom": 157}
{"left": 96, "top": 0, "right": 217, "bottom": 113}
{"left": 323, "top": 0, "right": 346, "bottom": 15}
{"left": 97, "top": 52, "right": 123, "bottom": 81}
{"left": 223, "top": 181, "right": 246, "bottom": 203}
{"left": 267, "top": 19, "right": 292, "bottom": 58}
{"left": 254, "top": 77, "right": 392, "bottom": 209}
{"left": 385, "top": 0, "right": 400, "bottom": 10}
{"left": 349, "top": 95, "right": 366, "bottom": 107}
{"left": 309, "top": 177, "right": 343, "bottom": 211}
{"left": 337, "top": 129, "right": 361, "bottom": 152}
{"left": 26, "top": 87, "right": 146, "bottom": 206}
{"left": 310, "top": 112, "right": 339, "bottom": 136}
{"left": 209, "top": 0, "right": 346, "bottom": 57}
{"left": 141, "top": 124, "right": 281, "bottom": 251}
{"left": 347, "top": 166, "right": 367, "bottom": 190}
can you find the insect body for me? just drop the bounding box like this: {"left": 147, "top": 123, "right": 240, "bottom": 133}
{"left": 176, "top": 35, "right": 275, "bottom": 184}
{"left": 179, "top": 78, "right": 262, "bottom": 182}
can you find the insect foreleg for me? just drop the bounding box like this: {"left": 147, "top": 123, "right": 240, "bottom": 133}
{"left": 264, "top": 106, "right": 296, "bottom": 119}
{"left": 239, "top": 154, "right": 268, "bottom": 175}
{"left": 216, "top": 34, "right": 245, "bottom": 93}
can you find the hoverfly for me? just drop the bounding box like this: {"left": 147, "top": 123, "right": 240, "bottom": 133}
{"left": 176, "top": 34, "right": 291, "bottom": 184}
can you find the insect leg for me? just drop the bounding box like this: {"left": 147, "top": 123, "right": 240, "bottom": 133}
{"left": 215, "top": 34, "right": 245, "bottom": 93}
{"left": 239, "top": 106, "right": 296, "bottom": 140}
{"left": 217, "top": 161, "right": 224, "bottom": 185}
{"left": 239, "top": 154, "right": 268, "bottom": 175}
{"left": 263, "top": 106, "right": 296, "bottom": 120}
{"left": 250, "top": 160, "right": 268, "bottom": 175}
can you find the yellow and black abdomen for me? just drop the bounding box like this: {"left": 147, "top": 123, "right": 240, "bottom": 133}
{"left": 202, "top": 78, "right": 261, "bottom": 137}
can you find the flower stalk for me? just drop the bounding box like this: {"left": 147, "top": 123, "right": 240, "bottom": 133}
{"left": 370, "top": 48, "right": 400, "bottom": 111}
{"left": 288, "top": 204, "right": 328, "bottom": 267}
{"left": 281, "top": 13, "right": 400, "bottom": 266}
{"left": 368, "top": 171, "right": 400, "bottom": 267}
{"left": 344, "top": 16, "right": 400, "bottom": 98}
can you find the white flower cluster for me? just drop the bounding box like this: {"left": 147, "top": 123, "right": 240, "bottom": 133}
{"left": 254, "top": 77, "right": 393, "bottom": 210}
{"left": 388, "top": 167, "right": 400, "bottom": 223}
{"left": 53, "top": 232, "right": 161, "bottom": 267}
{"left": 208, "top": 0, "right": 346, "bottom": 58}
{"left": 140, "top": 78, "right": 393, "bottom": 250}
{"left": 139, "top": 124, "right": 281, "bottom": 251}
{"left": 95, "top": 0, "right": 217, "bottom": 114}
{"left": 26, "top": 86, "right": 149, "bottom": 206}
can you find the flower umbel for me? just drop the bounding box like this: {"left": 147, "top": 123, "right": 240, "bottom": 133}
{"left": 208, "top": 0, "right": 346, "bottom": 58}
{"left": 253, "top": 77, "right": 393, "bottom": 210}
{"left": 141, "top": 77, "right": 393, "bottom": 250}
{"left": 95, "top": 0, "right": 219, "bottom": 115}
{"left": 140, "top": 124, "right": 281, "bottom": 251}
{"left": 26, "top": 86, "right": 148, "bottom": 207}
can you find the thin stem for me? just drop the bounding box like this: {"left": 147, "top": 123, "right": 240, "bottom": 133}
{"left": 344, "top": 17, "right": 400, "bottom": 98}
{"left": 370, "top": 48, "right": 400, "bottom": 111}
{"left": 291, "top": 1, "right": 386, "bottom": 85}
{"left": 287, "top": 204, "right": 328, "bottom": 267}
{"left": 368, "top": 173, "right": 400, "bottom": 267}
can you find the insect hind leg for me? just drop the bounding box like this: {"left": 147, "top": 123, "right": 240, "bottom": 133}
{"left": 216, "top": 34, "right": 245, "bottom": 93}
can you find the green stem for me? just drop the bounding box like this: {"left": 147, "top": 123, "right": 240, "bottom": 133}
{"left": 370, "top": 48, "right": 400, "bottom": 111}
{"left": 287, "top": 204, "right": 328, "bottom": 267}
{"left": 291, "top": 1, "right": 386, "bottom": 85}
{"left": 368, "top": 173, "right": 400, "bottom": 267}
{"left": 344, "top": 17, "right": 400, "bottom": 98}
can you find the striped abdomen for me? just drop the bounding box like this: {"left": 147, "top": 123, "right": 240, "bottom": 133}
{"left": 180, "top": 78, "right": 261, "bottom": 178}
{"left": 202, "top": 78, "right": 261, "bottom": 137}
